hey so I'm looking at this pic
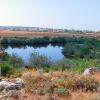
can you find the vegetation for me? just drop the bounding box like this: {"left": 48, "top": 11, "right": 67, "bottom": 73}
{"left": 1, "top": 37, "right": 100, "bottom": 46}
{"left": 0, "top": 63, "right": 13, "bottom": 76}
{"left": 0, "top": 37, "right": 100, "bottom": 74}
{"left": 0, "top": 37, "right": 66, "bottom": 45}
{"left": 28, "top": 52, "right": 52, "bottom": 69}
{"left": 0, "top": 52, "right": 100, "bottom": 77}
{"left": 0, "top": 37, "right": 100, "bottom": 99}
{"left": 23, "top": 70, "right": 99, "bottom": 95}
{"left": 62, "top": 38, "right": 100, "bottom": 59}
{"left": 0, "top": 53, "right": 24, "bottom": 76}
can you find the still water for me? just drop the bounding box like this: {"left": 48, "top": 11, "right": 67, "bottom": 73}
{"left": 5, "top": 44, "right": 64, "bottom": 63}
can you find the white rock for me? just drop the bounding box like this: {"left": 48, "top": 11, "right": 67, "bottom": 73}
{"left": 0, "top": 81, "right": 9, "bottom": 91}
{"left": 83, "top": 68, "right": 93, "bottom": 75}
{"left": 15, "top": 78, "right": 24, "bottom": 86}
{"left": 83, "top": 67, "right": 100, "bottom": 75}
{"left": 0, "top": 80, "right": 23, "bottom": 92}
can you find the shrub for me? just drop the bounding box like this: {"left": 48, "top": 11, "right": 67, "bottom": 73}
{"left": 74, "top": 76, "right": 99, "bottom": 92}
{"left": 52, "top": 79, "right": 66, "bottom": 88}
{"left": 54, "top": 88, "right": 70, "bottom": 96}
{"left": 51, "top": 37, "right": 66, "bottom": 44}
{"left": 62, "top": 38, "right": 100, "bottom": 59}
{"left": 9, "top": 53, "right": 24, "bottom": 68}
{"left": 29, "top": 52, "right": 52, "bottom": 68}
{"left": 0, "top": 63, "right": 13, "bottom": 76}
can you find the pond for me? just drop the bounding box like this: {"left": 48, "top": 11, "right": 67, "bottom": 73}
{"left": 5, "top": 44, "right": 64, "bottom": 63}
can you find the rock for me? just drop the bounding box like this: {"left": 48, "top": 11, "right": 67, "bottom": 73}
{"left": 0, "top": 79, "right": 23, "bottom": 92}
{"left": 15, "top": 78, "right": 24, "bottom": 87}
{"left": 0, "top": 81, "right": 9, "bottom": 91}
{"left": 83, "top": 68, "right": 92, "bottom": 75}
{"left": 83, "top": 67, "right": 100, "bottom": 75}
{"left": 4, "top": 83, "right": 21, "bottom": 92}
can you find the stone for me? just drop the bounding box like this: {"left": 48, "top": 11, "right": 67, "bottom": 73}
{"left": 0, "top": 79, "right": 23, "bottom": 92}
{"left": 0, "top": 81, "right": 9, "bottom": 91}
{"left": 4, "top": 83, "right": 21, "bottom": 92}
{"left": 83, "top": 67, "right": 100, "bottom": 75}
{"left": 83, "top": 68, "right": 92, "bottom": 75}
{"left": 15, "top": 78, "right": 24, "bottom": 87}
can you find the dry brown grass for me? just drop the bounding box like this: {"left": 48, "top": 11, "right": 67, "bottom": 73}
{"left": 0, "top": 30, "right": 68, "bottom": 38}
{"left": 19, "top": 71, "right": 100, "bottom": 100}
{"left": 7, "top": 91, "right": 100, "bottom": 100}
{"left": 92, "top": 72, "right": 100, "bottom": 82}
{"left": 0, "top": 30, "right": 100, "bottom": 39}
{"left": 2, "top": 71, "right": 100, "bottom": 100}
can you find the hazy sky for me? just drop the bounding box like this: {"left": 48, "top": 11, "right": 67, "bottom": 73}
{"left": 0, "top": 0, "right": 100, "bottom": 30}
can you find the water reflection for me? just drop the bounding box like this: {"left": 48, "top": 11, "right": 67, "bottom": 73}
{"left": 4, "top": 44, "right": 64, "bottom": 63}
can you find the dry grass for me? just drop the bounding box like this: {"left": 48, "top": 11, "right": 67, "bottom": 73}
{"left": 0, "top": 30, "right": 100, "bottom": 39}
{"left": 7, "top": 91, "right": 100, "bottom": 100}
{"left": 0, "top": 30, "right": 68, "bottom": 38}
{"left": 20, "top": 71, "right": 100, "bottom": 100}
{"left": 92, "top": 72, "right": 100, "bottom": 82}
{"left": 0, "top": 70, "right": 100, "bottom": 100}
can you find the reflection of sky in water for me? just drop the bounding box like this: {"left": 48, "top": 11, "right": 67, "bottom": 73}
{"left": 5, "top": 45, "right": 64, "bottom": 63}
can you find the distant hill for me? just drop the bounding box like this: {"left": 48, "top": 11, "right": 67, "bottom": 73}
{"left": 0, "top": 26, "right": 93, "bottom": 33}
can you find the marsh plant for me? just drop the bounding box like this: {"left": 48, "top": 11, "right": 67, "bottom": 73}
{"left": 29, "top": 52, "right": 53, "bottom": 69}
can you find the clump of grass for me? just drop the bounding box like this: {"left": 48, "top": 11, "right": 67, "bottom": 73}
{"left": 0, "top": 63, "right": 14, "bottom": 76}
{"left": 52, "top": 79, "right": 66, "bottom": 88}
{"left": 23, "top": 71, "right": 49, "bottom": 93}
{"left": 75, "top": 76, "right": 99, "bottom": 92}
{"left": 54, "top": 88, "right": 70, "bottom": 96}
{"left": 10, "top": 72, "right": 22, "bottom": 78}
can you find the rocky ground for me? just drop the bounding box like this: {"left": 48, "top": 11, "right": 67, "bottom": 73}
{"left": 0, "top": 68, "right": 99, "bottom": 100}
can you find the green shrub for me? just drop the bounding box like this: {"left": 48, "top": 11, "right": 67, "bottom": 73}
{"left": 0, "top": 63, "right": 13, "bottom": 76}
{"left": 54, "top": 88, "right": 69, "bottom": 96}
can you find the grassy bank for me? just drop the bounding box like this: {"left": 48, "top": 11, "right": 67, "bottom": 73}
{"left": 0, "top": 52, "right": 100, "bottom": 77}
{"left": 0, "top": 37, "right": 100, "bottom": 76}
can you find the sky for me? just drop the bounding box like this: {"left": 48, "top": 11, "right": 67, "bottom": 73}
{"left": 0, "top": 0, "right": 100, "bottom": 30}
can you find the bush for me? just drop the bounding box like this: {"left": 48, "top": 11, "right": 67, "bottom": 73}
{"left": 29, "top": 52, "right": 52, "bottom": 68}
{"left": 54, "top": 88, "right": 70, "bottom": 96}
{"left": 76, "top": 76, "right": 99, "bottom": 92}
{"left": 9, "top": 54, "right": 24, "bottom": 68}
{"left": 0, "top": 63, "right": 13, "bottom": 76}
{"left": 62, "top": 38, "right": 100, "bottom": 59}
